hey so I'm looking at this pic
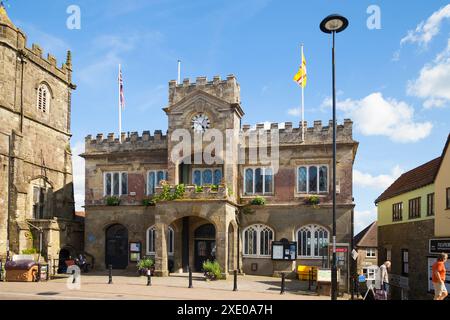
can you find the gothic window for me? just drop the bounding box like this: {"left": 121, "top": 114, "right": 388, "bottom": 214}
{"left": 146, "top": 225, "right": 174, "bottom": 255}
{"left": 33, "top": 186, "right": 45, "bottom": 219}
{"left": 37, "top": 83, "right": 51, "bottom": 114}
{"left": 297, "top": 165, "right": 328, "bottom": 194}
{"left": 243, "top": 224, "right": 274, "bottom": 257}
{"left": 192, "top": 168, "right": 222, "bottom": 186}
{"left": 104, "top": 172, "right": 128, "bottom": 196}
{"left": 297, "top": 225, "right": 329, "bottom": 258}
{"left": 147, "top": 170, "right": 168, "bottom": 195}
{"left": 243, "top": 167, "right": 274, "bottom": 195}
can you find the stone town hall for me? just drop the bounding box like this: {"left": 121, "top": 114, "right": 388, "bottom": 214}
{"left": 83, "top": 72, "right": 359, "bottom": 287}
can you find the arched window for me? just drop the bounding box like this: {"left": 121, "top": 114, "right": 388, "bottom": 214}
{"left": 146, "top": 225, "right": 174, "bottom": 255}
{"left": 243, "top": 224, "right": 274, "bottom": 257}
{"left": 296, "top": 225, "right": 329, "bottom": 258}
{"left": 37, "top": 83, "right": 51, "bottom": 113}
{"left": 147, "top": 226, "right": 156, "bottom": 255}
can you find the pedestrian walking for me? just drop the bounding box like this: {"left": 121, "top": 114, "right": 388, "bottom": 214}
{"left": 376, "top": 261, "right": 391, "bottom": 300}
{"left": 432, "top": 253, "right": 448, "bottom": 301}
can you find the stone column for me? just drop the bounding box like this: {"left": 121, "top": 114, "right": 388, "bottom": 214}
{"left": 215, "top": 221, "right": 228, "bottom": 278}
{"left": 154, "top": 222, "right": 168, "bottom": 277}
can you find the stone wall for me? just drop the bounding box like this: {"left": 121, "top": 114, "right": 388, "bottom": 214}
{"left": 378, "top": 219, "right": 434, "bottom": 300}
{"left": 0, "top": 9, "right": 79, "bottom": 260}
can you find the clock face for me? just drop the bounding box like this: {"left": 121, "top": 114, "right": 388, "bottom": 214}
{"left": 191, "top": 113, "right": 210, "bottom": 132}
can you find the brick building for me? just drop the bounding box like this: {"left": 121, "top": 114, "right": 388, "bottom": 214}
{"left": 0, "top": 6, "right": 83, "bottom": 264}
{"left": 82, "top": 74, "right": 358, "bottom": 289}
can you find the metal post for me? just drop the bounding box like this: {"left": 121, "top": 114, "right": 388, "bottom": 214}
{"left": 233, "top": 270, "right": 238, "bottom": 292}
{"left": 280, "top": 273, "right": 286, "bottom": 295}
{"left": 331, "top": 30, "right": 338, "bottom": 301}
{"left": 147, "top": 269, "right": 152, "bottom": 286}
{"left": 188, "top": 265, "right": 193, "bottom": 288}
{"left": 108, "top": 264, "right": 113, "bottom": 284}
{"left": 0, "top": 260, "right": 2, "bottom": 281}
{"left": 308, "top": 269, "right": 312, "bottom": 291}
{"left": 72, "top": 269, "right": 76, "bottom": 284}
{"left": 37, "top": 264, "right": 41, "bottom": 282}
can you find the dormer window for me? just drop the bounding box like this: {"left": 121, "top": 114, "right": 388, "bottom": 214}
{"left": 37, "top": 83, "right": 51, "bottom": 113}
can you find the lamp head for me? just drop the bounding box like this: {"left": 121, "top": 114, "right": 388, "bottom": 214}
{"left": 320, "top": 14, "right": 349, "bottom": 34}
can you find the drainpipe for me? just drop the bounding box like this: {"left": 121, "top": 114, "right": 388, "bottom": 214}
{"left": 17, "top": 51, "right": 26, "bottom": 133}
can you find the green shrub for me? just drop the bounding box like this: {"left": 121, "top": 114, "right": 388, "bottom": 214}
{"left": 210, "top": 184, "right": 219, "bottom": 192}
{"left": 305, "top": 195, "right": 320, "bottom": 206}
{"left": 195, "top": 186, "right": 204, "bottom": 193}
{"left": 142, "top": 198, "right": 155, "bottom": 207}
{"left": 250, "top": 196, "right": 266, "bottom": 206}
{"left": 154, "top": 184, "right": 185, "bottom": 202}
{"left": 22, "top": 248, "right": 38, "bottom": 254}
{"left": 106, "top": 196, "right": 121, "bottom": 206}
{"left": 202, "top": 260, "right": 223, "bottom": 280}
{"left": 137, "top": 257, "right": 154, "bottom": 271}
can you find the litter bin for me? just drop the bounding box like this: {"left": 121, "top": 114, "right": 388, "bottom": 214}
{"left": 5, "top": 259, "right": 39, "bottom": 282}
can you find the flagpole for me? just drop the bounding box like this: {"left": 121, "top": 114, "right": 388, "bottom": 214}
{"left": 118, "top": 64, "right": 122, "bottom": 143}
{"left": 301, "top": 44, "right": 305, "bottom": 141}
{"left": 178, "top": 60, "right": 181, "bottom": 84}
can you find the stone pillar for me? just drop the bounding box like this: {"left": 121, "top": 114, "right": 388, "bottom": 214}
{"left": 154, "top": 222, "right": 169, "bottom": 277}
{"left": 215, "top": 221, "right": 228, "bottom": 278}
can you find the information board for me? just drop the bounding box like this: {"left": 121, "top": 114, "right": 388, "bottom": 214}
{"left": 317, "top": 268, "right": 340, "bottom": 283}
{"left": 271, "top": 240, "right": 297, "bottom": 261}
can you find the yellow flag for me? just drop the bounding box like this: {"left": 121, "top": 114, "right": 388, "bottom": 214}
{"left": 293, "top": 53, "right": 307, "bottom": 88}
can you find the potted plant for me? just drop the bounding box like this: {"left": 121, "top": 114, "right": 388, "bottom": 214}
{"left": 137, "top": 257, "right": 155, "bottom": 276}
{"left": 250, "top": 196, "right": 266, "bottom": 206}
{"left": 106, "top": 196, "right": 121, "bottom": 206}
{"left": 202, "top": 260, "right": 223, "bottom": 281}
{"left": 305, "top": 195, "right": 320, "bottom": 208}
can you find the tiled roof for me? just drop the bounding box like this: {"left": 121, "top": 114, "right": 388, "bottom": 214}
{"left": 375, "top": 157, "right": 441, "bottom": 203}
{"left": 354, "top": 221, "right": 377, "bottom": 248}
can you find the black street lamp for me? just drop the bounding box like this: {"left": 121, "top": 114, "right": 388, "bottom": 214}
{"left": 320, "top": 14, "right": 349, "bottom": 301}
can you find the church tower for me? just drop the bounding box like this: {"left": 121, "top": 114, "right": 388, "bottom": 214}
{"left": 0, "top": 5, "right": 82, "bottom": 261}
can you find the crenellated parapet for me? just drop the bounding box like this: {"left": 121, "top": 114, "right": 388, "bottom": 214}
{"left": 85, "top": 131, "right": 168, "bottom": 153}
{"left": 240, "top": 119, "right": 354, "bottom": 145}
{"left": 168, "top": 75, "right": 240, "bottom": 106}
{"left": 0, "top": 6, "right": 73, "bottom": 84}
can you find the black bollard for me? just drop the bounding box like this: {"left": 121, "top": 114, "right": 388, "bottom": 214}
{"left": 280, "top": 273, "right": 286, "bottom": 295}
{"left": 0, "top": 260, "right": 2, "bottom": 282}
{"left": 308, "top": 269, "right": 311, "bottom": 291}
{"left": 188, "top": 266, "right": 193, "bottom": 288}
{"left": 233, "top": 270, "right": 238, "bottom": 292}
{"left": 108, "top": 264, "right": 113, "bottom": 284}
{"left": 36, "top": 264, "right": 41, "bottom": 282}
{"left": 72, "top": 269, "right": 76, "bottom": 284}
{"left": 147, "top": 269, "right": 152, "bottom": 286}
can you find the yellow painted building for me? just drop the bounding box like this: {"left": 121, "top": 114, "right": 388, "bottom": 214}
{"left": 434, "top": 135, "right": 450, "bottom": 238}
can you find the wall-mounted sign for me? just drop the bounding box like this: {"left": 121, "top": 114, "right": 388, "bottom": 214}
{"left": 129, "top": 242, "right": 142, "bottom": 262}
{"left": 429, "top": 238, "right": 450, "bottom": 254}
{"left": 317, "top": 268, "right": 340, "bottom": 283}
{"left": 271, "top": 239, "right": 297, "bottom": 261}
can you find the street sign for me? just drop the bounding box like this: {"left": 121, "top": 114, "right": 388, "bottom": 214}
{"left": 351, "top": 249, "right": 358, "bottom": 260}
{"left": 429, "top": 238, "right": 450, "bottom": 254}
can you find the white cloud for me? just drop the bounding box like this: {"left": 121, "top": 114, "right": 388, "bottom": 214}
{"left": 72, "top": 141, "right": 85, "bottom": 212}
{"left": 321, "top": 93, "right": 433, "bottom": 143}
{"left": 407, "top": 39, "right": 450, "bottom": 108}
{"left": 287, "top": 108, "right": 300, "bottom": 116}
{"left": 354, "top": 208, "right": 377, "bottom": 234}
{"left": 400, "top": 4, "right": 450, "bottom": 47}
{"left": 354, "top": 165, "right": 403, "bottom": 190}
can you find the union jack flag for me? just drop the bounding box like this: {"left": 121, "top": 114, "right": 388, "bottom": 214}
{"left": 119, "top": 65, "right": 125, "bottom": 109}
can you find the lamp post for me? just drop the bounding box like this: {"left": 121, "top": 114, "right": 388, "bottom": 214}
{"left": 320, "top": 14, "right": 349, "bottom": 301}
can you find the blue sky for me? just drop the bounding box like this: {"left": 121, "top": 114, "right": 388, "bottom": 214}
{"left": 5, "top": 0, "right": 450, "bottom": 233}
